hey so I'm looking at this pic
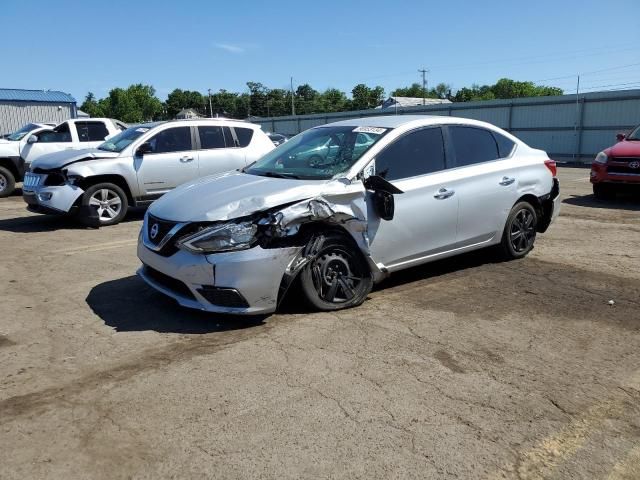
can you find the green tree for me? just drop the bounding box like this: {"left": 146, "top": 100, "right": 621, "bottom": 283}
{"left": 351, "top": 84, "right": 384, "bottom": 110}
{"left": 80, "top": 92, "right": 105, "bottom": 117}
{"left": 318, "top": 88, "right": 349, "bottom": 113}
{"left": 295, "top": 83, "right": 320, "bottom": 114}
{"left": 166, "top": 89, "right": 205, "bottom": 118}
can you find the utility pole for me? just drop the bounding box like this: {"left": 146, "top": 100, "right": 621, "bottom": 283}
{"left": 574, "top": 74, "right": 580, "bottom": 161}
{"left": 208, "top": 89, "right": 213, "bottom": 118}
{"left": 418, "top": 68, "right": 429, "bottom": 105}
{"left": 290, "top": 76, "right": 296, "bottom": 116}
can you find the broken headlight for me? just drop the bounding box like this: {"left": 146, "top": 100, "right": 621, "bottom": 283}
{"left": 177, "top": 221, "right": 257, "bottom": 254}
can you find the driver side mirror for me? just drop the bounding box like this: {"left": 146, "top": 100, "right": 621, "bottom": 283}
{"left": 136, "top": 142, "right": 152, "bottom": 156}
{"left": 616, "top": 133, "right": 626, "bottom": 142}
{"left": 363, "top": 174, "right": 404, "bottom": 221}
{"left": 27, "top": 135, "right": 38, "bottom": 144}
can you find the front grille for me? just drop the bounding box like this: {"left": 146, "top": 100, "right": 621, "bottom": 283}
{"left": 610, "top": 157, "right": 640, "bottom": 163}
{"left": 196, "top": 286, "right": 249, "bottom": 308}
{"left": 147, "top": 214, "right": 178, "bottom": 246}
{"left": 607, "top": 166, "right": 640, "bottom": 175}
{"left": 142, "top": 265, "right": 196, "bottom": 300}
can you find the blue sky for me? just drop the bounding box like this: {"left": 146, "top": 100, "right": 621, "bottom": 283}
{"left": 2, "top": 0, "right": 639, "bottom": 103}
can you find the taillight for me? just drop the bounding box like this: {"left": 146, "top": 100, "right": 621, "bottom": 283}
{"left": 544, "top": 159, "right": 557, "bottom": 177}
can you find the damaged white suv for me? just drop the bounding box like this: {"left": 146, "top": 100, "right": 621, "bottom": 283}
{"left": 137, "top": 115, "right": 560, "bottom": 314}
{"left": 22, "top": 119, "right": 274, "bottom": 225}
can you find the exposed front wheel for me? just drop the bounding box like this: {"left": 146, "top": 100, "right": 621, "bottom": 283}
{"left": 500, "top": 202, "right": 537, "bottom": 260}
{"left": 299, "top": 233, "right": 373, "bottom": 311}
{"left": 79, "top": 183, "right": 128, "bottom": 226}
{"left": 0, "top": 166, "right": 16, "bottom": 198}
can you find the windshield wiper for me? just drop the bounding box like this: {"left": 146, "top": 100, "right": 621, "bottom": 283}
{"left": 260, "top": 171, "right": 301, "bottom": 179}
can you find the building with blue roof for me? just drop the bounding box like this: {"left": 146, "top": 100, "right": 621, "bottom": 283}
{"left": 0, "top": 88, "right": 77, "bottom": 135}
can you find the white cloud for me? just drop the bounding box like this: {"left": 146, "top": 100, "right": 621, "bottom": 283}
{"left": 214, "top": 43, "right": 245, "bottom": 54}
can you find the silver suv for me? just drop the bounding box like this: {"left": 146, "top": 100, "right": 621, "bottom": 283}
{"left": 22, "top": 119, "right": 274, "bottom": 225}
{"left": 137, "top": 115, "right": 560, "bottom": 314}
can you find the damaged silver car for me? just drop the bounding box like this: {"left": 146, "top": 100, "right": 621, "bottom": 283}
{"left": 137, "top": 115, "right": 560, "bottom": 314}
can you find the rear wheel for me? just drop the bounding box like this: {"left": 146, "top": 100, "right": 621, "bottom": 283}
{"left": 593, "top": 183, "right": 616, "bottom": 200}
{"left": 0, "top": 166, "right": 16, "bottom": 198}
{"left": 299, "top": 233, "right": 373, "bottom": 311}
{"left": 500, "top": 202, "right": 537, "bottom": 260}
{"left": 79, "top": 183, "right": 128, "bottom": 226}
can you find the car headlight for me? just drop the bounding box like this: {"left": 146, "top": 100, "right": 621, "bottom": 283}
{"left": 177, "top": 221, "right": 257, "bottom": 253}
{"left": 594, "top": 152, "right": 608, "bottom": 164}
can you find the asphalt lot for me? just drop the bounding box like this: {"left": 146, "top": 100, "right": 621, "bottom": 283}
{"left": 1, "top": 167, "right": 639, "bottom": 479}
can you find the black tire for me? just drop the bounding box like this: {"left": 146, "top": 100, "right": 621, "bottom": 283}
{"left": 299, "top": 232, "right": 373, "bottom": 311}
{"left": 79, "top": 183, "right": 128, "bottom": 226}
{"left": 500, "top": 201, "right": 537, "bottom": 260}
{"left": 593, "top": 183, "right": 616, "bottom": 200}
{"left": 0, "top": 166, "right": 16, "bottom": 198}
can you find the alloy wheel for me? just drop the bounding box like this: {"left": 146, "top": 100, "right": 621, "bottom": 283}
{"left": 510, "top": 208, "right": 536, "bottom": 253}
{"left": 88, "top": 188, "right": 122, "bottom": 223}
{"left": 0, "top": 173, "right": 7, "bottom": 192}
{"left": 310, "top": 248, "right": 365, "bottom": 304}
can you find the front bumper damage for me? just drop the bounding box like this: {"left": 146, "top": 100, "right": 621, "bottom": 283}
{"left": 137, "top": 180, "right": 385, "bottom": 315}
{"left": 23, "top": 182, "right": 84, "bottom": 214}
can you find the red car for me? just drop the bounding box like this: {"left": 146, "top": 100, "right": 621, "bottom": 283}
{"left": 590, "top": 125, "right": 640, "bottom": 199}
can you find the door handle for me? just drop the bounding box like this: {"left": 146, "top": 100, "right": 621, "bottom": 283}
{"left": 180, "top": 156, "right": 194, "bottom": 162}
{"left": 434, "top": 188, "right": 455, "bottom": 199}
{"left": 499, "top": 176, "right": 515, "bottom": 186}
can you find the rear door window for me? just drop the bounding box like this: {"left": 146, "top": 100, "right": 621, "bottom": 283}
{"left": 448, "top": 126, "right": 499, "bottom": 167}
{"left": 76, "top": 121, "right": 109, "bottom": 142}
{"left": 234, "top": 127, "right": 254, "bottom": 147}
{"left": 374, "top": 127, "right": 446, "bottom": 181}
{"left": 198, "top": 126, "right": 227, "bottom": 149}
{"left": 147, "top": 127, "right": 192, "bottom": 153}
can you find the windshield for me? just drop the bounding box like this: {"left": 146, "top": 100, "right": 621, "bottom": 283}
{"left": 98, "top": 126, "right": 151, "bottom": 152}
{"left": 7, "top": 123, "right": 41, "bottom": 141}
{"left": 246, "top": 126, "right": 389, "bottom": 180}
{"left": 626, "top": 125, "right": 640, "bottom": 141}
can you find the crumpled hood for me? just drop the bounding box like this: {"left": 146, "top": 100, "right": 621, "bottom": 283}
{"left": 31, "top": 148, "right": 120, "bottom": 170}
{"left": 149, "top": 171, "right": 344, "bottom": 222}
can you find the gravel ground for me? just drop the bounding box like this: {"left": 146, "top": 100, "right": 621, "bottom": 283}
{"left": 1, "top": 167, "right": 639, "bottom": 479}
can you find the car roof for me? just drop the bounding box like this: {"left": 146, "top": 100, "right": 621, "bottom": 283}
{"left": 323, "top": 115, "right": 497, "bottom": 130}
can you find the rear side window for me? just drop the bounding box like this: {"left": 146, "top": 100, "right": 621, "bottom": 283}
{"left": 234, "top": 127, "right": 254, "bottom": 147}
{"left": 449, "top": 126, "right": 499, "bottom": 167}
{"left": 77, "top": 121, "right": 109, "bottom": 142}
{"left": 198, "top": 126, "right": 227, "bottom": 149}
{"left": 147, "top": 126, "right": 192, "bottom": 153}
{"left": 493, "top": 131, "right": 516, "bottom": 158}
{"left": 375, "top": 127, "right": 445, "bottom": 181}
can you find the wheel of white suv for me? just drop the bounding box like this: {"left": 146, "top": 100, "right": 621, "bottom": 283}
{"left": 299, "top": 232, "right": 373, "bottom": 311}
{"left": 0, "top": 166, "right": 16, "bottom": 198}
{"left": 79, "top": 183, "right": 128, "bottom": 226}
{"left": 500, "top": 201, "right": 537, "bottom": 260}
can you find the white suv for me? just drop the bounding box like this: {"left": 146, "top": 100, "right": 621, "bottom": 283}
{"left": 137, "top": 115, "right": 560, "bottom": 315}
{"left": 23, "top": 119, "right": 274, "bottom": 226}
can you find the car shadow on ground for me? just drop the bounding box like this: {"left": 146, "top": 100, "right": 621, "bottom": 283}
{"left": 86, "top": 275, "right": 267, "bottom": 334}
{"left": 0, "top": 208, "right": 146, "bottom": 233}
{"left": 88, "top": 249, "right": 505, "bottom": 332}
{"left": 562, "top": 193, "right": 640, "bottom": 211}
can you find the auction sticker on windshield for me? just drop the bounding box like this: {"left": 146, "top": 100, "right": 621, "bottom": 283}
{"left": 353, "top": 127, "right": 387, "bottom": 134}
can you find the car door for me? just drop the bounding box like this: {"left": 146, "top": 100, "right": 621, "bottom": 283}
{"left": 444, "top": 125, "right": 519, "bottom": 247}
{"left": 366, "top": 126, "right": 459, "bottom": 270}
{"left": 196, "top": 125, "right": 245, "bottom": 177}
{"left": 21, "top": 122, "right": 76, "bottom": 166}
{"left": 134, "top": 125, "right": 198, "bottom": 198}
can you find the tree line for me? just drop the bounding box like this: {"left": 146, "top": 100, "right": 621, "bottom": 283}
{"left": 80, "top": 78, "right": 564, "bottom": 124}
